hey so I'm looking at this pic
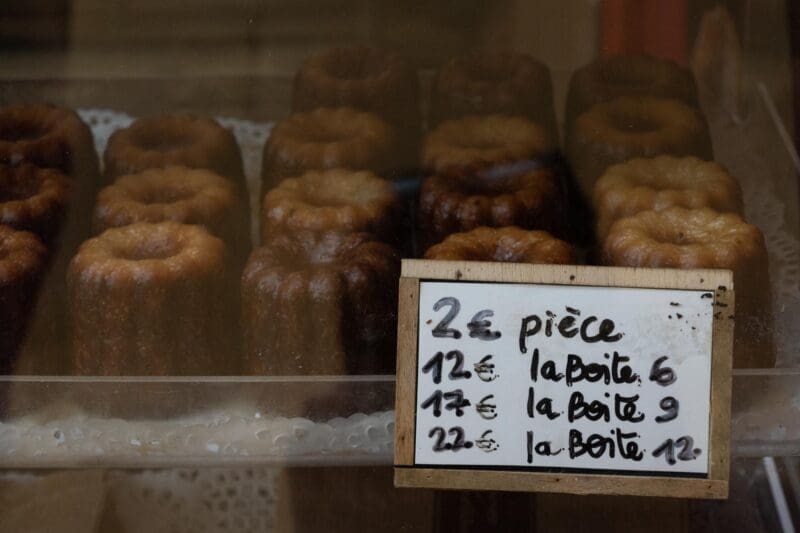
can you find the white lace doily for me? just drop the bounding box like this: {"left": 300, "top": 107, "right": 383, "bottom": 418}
{"left": 707, "top": 101, "right": 800, "bottom": 364}
{"left": 0, "top": 408, "right": 394, "bottom": 464}
{"left": 0, "top": 467, "right": 280, "bottom": 532}
{"left": 107, "top": 467, "right": 279, "bottom": 532}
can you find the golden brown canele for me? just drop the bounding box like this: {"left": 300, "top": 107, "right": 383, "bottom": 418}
{"left": 92, "top": 166, "right": 250, "bottom": 267}
{"left": 68, "top": 222, "right": 236, "bottom": 375}
{"left": 424, "top": 226, "right": 576, "bottom": 265}
{"left": 242, "top": 231, "right": 400, "bottom": 375}
{"left": 603, "top": 207, "right": 774, "bottom": 368}
{"left": 418, "top": 167, "right": 566, "bottom": 252}
{"left": 261, "top": 169, "right": 403, "bottom": 244}
{"left": 0, "top": 163, "right": 72, "bottom": 246}
{"left": 422, "top": 114, "right": 555, "bottom": 176}
{"left": 0, "top": 225, "right": 47, "bottom": 373}
{"left": 292, "top": 46, "right": 420, "bottom": 164}
{"left": 432, "top": 51, "right": 558, "bottom": 140}
{"left": 567, "top": 97, "right": 713, "bottom": 199}
{"left": 565, "top": 54, "right": 699, "bottom": 130}
{"left": 0, "top": 103, "right": 100, "bottom": 189}
{"left": 593, "top": 155, "right": 743, "bottom": 241}
{"left": 103, "top": 113, "right": 245, "bottom": 188}
{"left": 261, "top": 107, "right": 398, "bottom": 191}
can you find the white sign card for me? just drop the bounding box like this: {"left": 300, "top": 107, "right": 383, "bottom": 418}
{"left": 414, "top": 281, "right": 712, "bottom": 475}
{"left": 394, "top": 260, "right": 734, "bottom": 499}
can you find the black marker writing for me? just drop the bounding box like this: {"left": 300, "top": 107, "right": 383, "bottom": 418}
{"left": 565, "top": 353, "right": 638, "bottom": 386}
{"left": 467, "top": 309, "right": 502, "bottom": 340}
{"left": 569, "top": 429, "right": 643, "bottom": 461}
{"left": 652, "top": 436, "right": 700, "bottom": 465}
{"left": 655, "top": 397, "right": 679, "bottom": 423}
{"left": 527, "top": 431, "right": 561, "bottom": 462}
{"left": 429, "top": 426, "right": 473, "bottom": 452}
{"left": 650, "top": 356, "right": 676, "bottom": 386}
{"left": 615, "top": 394, "right": 645, "bottom": 422}
{"left": 476, "top": 394, "right": 497, "bottom": 420}
{"left": 527, "top": 386, "right": 560, "bottom": 420}
{"left": 519, "top": 311, "right": 623, "bottom": 353}
{"left": 422, "top": 350, "right": 472, "bottom": 384}
{"left": 432, "top": 297, "right": 461, "bottom": 339}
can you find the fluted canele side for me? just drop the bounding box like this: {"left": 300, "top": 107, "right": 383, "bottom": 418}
{"left": 68, "top": 222, "right": 236, "bottom": 375}
{"left": 242, "top": 231, "right": 400, "bottom": 375}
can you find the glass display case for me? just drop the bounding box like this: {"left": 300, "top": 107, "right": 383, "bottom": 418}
{"left": 0, "top": 0, "right": 798, "bottom": 531}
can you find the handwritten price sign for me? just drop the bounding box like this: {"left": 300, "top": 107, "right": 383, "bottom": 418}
{"left": 394, "top": 261, "right": 733, "bottom": 500}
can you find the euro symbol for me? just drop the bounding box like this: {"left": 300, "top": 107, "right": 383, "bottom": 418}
{"left": 476, "top": 394, "right": 498, "bottom": 420}
{"left": 474, "top": 355, "right": 498, "bottom": 382}
{"left": 475, "top": 430, "right": 499, "bottom": 452}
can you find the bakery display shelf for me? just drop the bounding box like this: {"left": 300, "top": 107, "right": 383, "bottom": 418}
{"left": 0, "top": 75, "right": 797, "bottom": 468}
{"left": 0, "top": 375, "right": 396, "bottom": 468}
{"left": 0, "top": 369, "right": 797, "bottom": 468}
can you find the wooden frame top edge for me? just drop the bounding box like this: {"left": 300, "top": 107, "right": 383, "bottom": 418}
{"left": 401, "top": 260, "right": 733, "bottom": 291}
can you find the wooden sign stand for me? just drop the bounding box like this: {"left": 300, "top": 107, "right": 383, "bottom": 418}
{"left": 394, "top": 259, "right": 734, "bottom": 501}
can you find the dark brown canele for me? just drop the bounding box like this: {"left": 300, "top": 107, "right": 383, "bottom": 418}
{"left": 292, "top": 46, "right": 420, "bottom": 165}
{"left": 261, "top": 107, "right": 398, "bottom": 191}
{"left": 68, "top": 222, "right": 235, "bottom": 375}
{"left": 565, "top": 54, "right": 699, "bottom": 130}
{"left": 421, "top": 114, "right": 555, "bottom": 176}
{"left": 0, "top": 163, "right": 72, "bottom": 246}
{"left": 0, "top": 225, "right": 47, "bottom": 373}
{"left": 0, "top": 103, "right": 100, "bottom": 190}
{"left": 432, "top": 52, "right": 558, "bottom": 140}
{"left": 242, "top": 231, "right": 400, "bottom": 375}
{"left": 566, "top": 96, "right": 713, "bottom": 199}
{"left": 0, "top": 160, "right": 92, "bottom": 376}
{"left": 418, "top": 166, "right": 566, "bottom": 251}
{"left": 103, "top": 114, "right": 245, "bottom": 189}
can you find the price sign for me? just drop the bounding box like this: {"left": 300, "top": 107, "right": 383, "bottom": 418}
{"left": 394, "top": 260, "right": 733, "bottom": 499}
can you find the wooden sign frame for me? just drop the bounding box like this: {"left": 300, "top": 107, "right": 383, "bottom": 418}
{"left": 394, "top": 259, "right": 734, "bottom": 499}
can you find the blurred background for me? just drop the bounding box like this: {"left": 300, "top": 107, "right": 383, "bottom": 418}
{"left": 0, "top": 0, "right": 794, "bottom": 135}
{"left": 0, "top": 2, "right": 798, "bottom": 532}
